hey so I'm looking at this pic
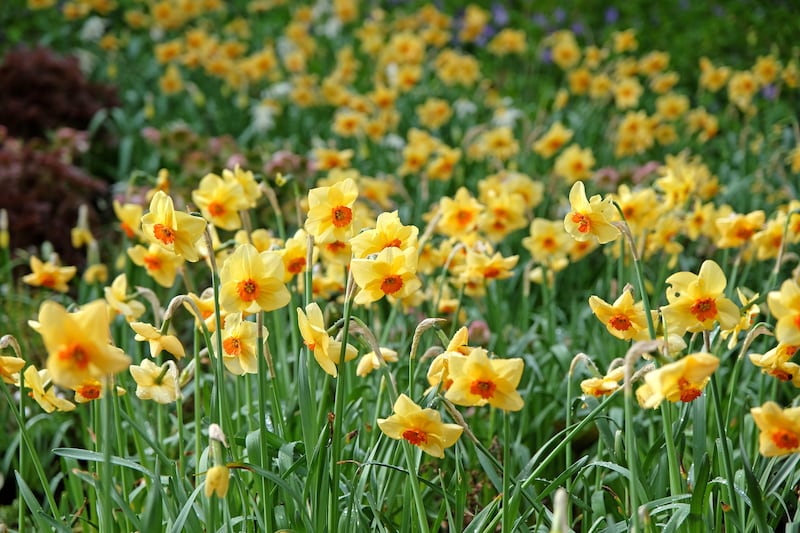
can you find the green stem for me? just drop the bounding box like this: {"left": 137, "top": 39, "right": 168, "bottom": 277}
{"left": 401, "top": 442, "right": 430, "bottom": 533}
{"left": 565, "top": 371, "right": 573, "bottom": 527}
{"left": 329, "top": 277, "right": 354, "bottom": 531}
{"left": 257, "top": 312, "right": 274, "bottom": 532}
{"left": 660, "top": 402, "right": 684, "bottom": 497}
{"left": 502, "top": 410, "right": 512, "bottom": 533}
{"left": 624, "top": 377, "right": 640, "bottom": 532}
{"left": 101, "top": 376, "right": 114, "bottom": 532}
{"left": 710, "top": 374, "right": 742, "bottom": 530}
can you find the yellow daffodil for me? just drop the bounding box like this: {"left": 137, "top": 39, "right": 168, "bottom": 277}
{"left": 22, "top": 255, "right": 77, "bottom": 293}
{"left": 0, "top": 355, "right": 25, "bottom": 384}
{"left": 580, "top": 367, "right": 625, "bottom": 398}
{"left": 563, "top": 181, "right": 620, "bottom": 244}
{"left": 350, "top": 210, "right": 419, "bottom": 259}
{"left": 185, "top": 289, "right": 224, "bottom": 333}
{"left": 211, "top": 313, "right": 265, "bottom": 376}
{"left": 219, "top": 243, "right": 290, "bottom": 314}
{"left": 445, "top": 347, "right": 525, "bottom": 411}
{"left": 749, "top": 344, "right": 800, "bottom": 386}
{"left": 751, "top": 401, "right": 800, "bottom": 457}
{"left": 70, "top": 379, "right": 125, "bottom": 404}
{"left": 129, "top": 359, "right": 179, "bottom": 404}
{"left": 522, "top": 218, "right": 570, "bottom": 266}
{"left": 35, "top": 300, "right": 130, "bottom": 389}
{"left": 141, "top": 190, "right": 207, "bottom": 262}
{"left": 205, "top": 465, "right": 230, "bottom": 498}
{"left": 23, "top": 366, "right": 76, "bottom": 413}
{"left": 660, "top": 260, "right": 739, "bottom": 335}
{"left": 377, "top": 394, "right": 463, "bottom": 458}
{"left": 128, "top": 244, "right": 184, "bottom": 288}
{"left": 588, "top": 290, "right": 654, "bottom": 341}
{"left": 436, "top": 187, "right": 483, "bottom": 238}
{"left": 223, "top": 165, "right": 261, "bottom": 208}
{"left": 70, "top": 204, "right": 95, "bottom": 248}
{"left": 768, "top": 280, "right": 800, "bottom": 346}
{"left": 130, "top": 322, "right": 185, "bottom": 359}
{"left": 113, "top": 200, "right": 143, "bottom": 239}
{"left": 351, "top": 246, "right": 422, "bottom": 305}
{"left": 280, "top": 228, "right": 315, "bottom": 282}
{"left": 104, "top": 274, "right": 146, "bottom": 322}
{"left": 637, "top": 353, "right": 719, "bottom": 409}
{"left": 304, "top": 177, "right": 359, "bottom": 244}
{"left": 192, "top": 172, "right": 250, "bottom": 231}
{"left": 297, "top": 302, "right": 358, "bottom": 378}
{"left": 356, "top": 348, "right": 398, "bottom": 377}
{"left": 554, "top": 144, "right": 595, "bottom": 184}
{"left": 532, "top": 121, "right": 573, "bottom": 158}
{"left": 715, "top": 210, "right": 765, "bottom": 249}
{"left": 427, "top": 326, "right": 472, "bottom": 391}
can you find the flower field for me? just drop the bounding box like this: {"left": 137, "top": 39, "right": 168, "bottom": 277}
{"left": 2, "top": 0, "right": 800, "bottom": 531}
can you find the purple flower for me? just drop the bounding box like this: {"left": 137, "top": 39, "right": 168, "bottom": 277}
{"left": 540, "top": 48, "right": 553, "bottom": 64}
{"left": 532, "top": 13, "right": 549, "bottom": 28}
{"left": 571, "top": 22, "right": 585, "bottom": 36}
{"left": 761, "top": 84, "right": 777, "bottom": 100}
{"left": 492, "top": 2, "right": 509, "bottom": 26}
{"left": 604, "top": 7, "right": 619, "bottom": 24}
{"left": 553, "top": 7, "right": 566, "bottom": 24}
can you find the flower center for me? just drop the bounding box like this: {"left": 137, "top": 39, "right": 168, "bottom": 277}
{"left": 402, "top": 428, "right": 428, "bottom": 446}
{"left": 287, "top": 257, "right": 307, "bottom": 274}
{"left": 153, "top": 223, "right": 176, "bottom": 245}
{"left": 609, "top": 314, "right": 632, "bottom": 331}
{"left": 571, "top": 213, "right": 591, "bottom": 233}
{"left": 542, "top": 237, "right": 556, "bottom": 250}
{"left": 690, "top": 297, "right": 718, "bottom": 322}
{"left": 385, "top": 238, "right": 402, "bottom": 249}
{"left": 380, "top": 275, "right": 404, "bottom": 295}
{"left": 771, "top": 429, "right": 800, "bottom": 450}
{"left": 236, "top": 278, "right": 260, "bottom": 302}
{"left": 77, "top": 383, "right": 101, "bottom": 400}
{"left": 331, "top": 206, "right": 353, "bottom": 228}
{"left": 143, "top": 254, "right": 162, "bottom": 271}
{"left": 456, "top": 210, "right": 473, "bottom": 226}
{"left": 208, "top": 201, "right": 227, "bottom": 217}
{"left": 770, "top": 368, "right": 792, "bottom": 382}
{"left": 677, "top": 378, "right": 702, "bottom": 403}
{"left": 39, "top": 272, "right": 56, "bottom": 288}
{"left": 470, "top": 379, "right": 497, "bottom": 399}
{"left": 223, "top": 336, "right": 242, "bottom": 356}
{"left": 58, "top": 342, "right": 90, "bottom": 370}
{"left": 483, "top": 267, "right": 501, "bottom": 279}
{"left": 121, "top": 222, "right": 135, "bottom": 238}
{"left": 327, "top": 240, "right": 347, "bottom": 253}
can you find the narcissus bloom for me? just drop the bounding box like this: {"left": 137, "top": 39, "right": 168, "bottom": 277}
{"left": 219, "top": 244, "right": 290, "bottom": 314}
{"left": 581, "top": 367, "right": 625, "bottom": 398}
{"left": 554, "top": 144, "right": 595, "bottom": 184}
{"left": 637, "top": 353, "right": 719, "bottom": 409}
{"left": 436, "top": 187, "right": 483, "bottom": 238}
{"left": 751, "top": 401, "right": 800, "bottom": 457}
{"left": 280, "top": 228, "right": 315, "bottom": 282}
{"left": 104, "top": 274, "right": 146, "bottom": 322}
{"left": 589, "top": 290, "right": 654, "bottom": 341}
{"left": 35, "top": 300, "right": 131, "bottom": 389}
{"left": 212, "top": 312, "right": 265, "bottom": 376}
{"left": 129, "top": 359, "right": 179, "bottom": 404}
{"left": 445, "top": 347, "right": 524, "bottom": 411}
{"left": 23, "top": 366, "right": 75, "bottom": 413}
{"left": 1, "top": 355, "right": 25, "bottom": 384}
{"left": 660, "top": 260, "right": 739, "bottom": 335}
{"left": 532, "top": 121, "right": 573, "bottom": 159}
{"left": 297, "top": 302, "right": 358, "bottom": 378}
{"left": 205, "top": 465, "right": 230, "bottom": 498}
{"left": 141, "top": 191, "right": 207, "bottom": 262}
{"left": 563, "top": 181, "right": 620, "bottom": 244}
{"left": 130, "top": 322, "right": 185, "bottom": 359}
{"left": 128, "top": 244, "right": 184, "bottom": 288}
{"left": 351, "top": 246, "right": 422, "bottom": 305}
{"left": 113, "top": 200, "right": 143, "bottom": 239}
{"left": 350, "top": 210, "right": 419, "bottom": 259}
{"left": 192, "top": 172, "right": 250, "bottom": 231}
{"left": 377, "top": 394, "right": 463, "bottom": 458}
{"left": 749, "top": 344, "right": 800, "bottom": 386}
{"left": 427, "top": 326, "right": 472, "bottom": 391}
{"left": 356, "top": 348, "right": 398, "bottom": 377}
{"left": 767, "top": 280, "right": 800, "bottom": 346}
{"left": 23, "top": 256, "right": 77, "bottom": 293}
{"left": 304, "top": 177, "right": 358, "bottom": 244}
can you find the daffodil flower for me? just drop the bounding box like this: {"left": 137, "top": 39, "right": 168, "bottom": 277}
{"left": 751, "top": 401, "right": 800, "bottom": 457}
{"left": 377, "top": 394, "right": 463, "bottom": 458}
{"left": 445, "top": 347, "right": 525, "bottom": 411}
